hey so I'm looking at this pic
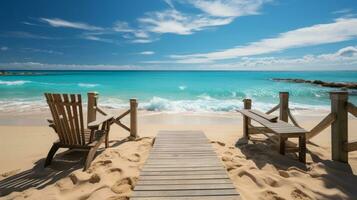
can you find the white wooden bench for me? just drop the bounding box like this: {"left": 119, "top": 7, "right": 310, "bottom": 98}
{"left": 238, "top": 109, "right": 307, "bottom": 163}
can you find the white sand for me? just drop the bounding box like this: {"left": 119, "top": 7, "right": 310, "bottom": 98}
{"left": 0, "top": 110, "right": 357, "bottom": 199}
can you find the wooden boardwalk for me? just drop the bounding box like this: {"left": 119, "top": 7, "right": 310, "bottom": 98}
{"left": 131, "top": 131, "right": 240, "bottom": 200}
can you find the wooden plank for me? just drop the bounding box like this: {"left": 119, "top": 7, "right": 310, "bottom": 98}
{"left": 141, "top": 170, "right": 227, "bottom": 176}
{"left": 137, "top": 179, "right": 233, "bottom": 185}
{"left": 307, "top": 112, "right": 335, "bottom": 140}
{"left": 250, "top": 109, "right": 278, "bottom": 122}
{"left": 134, "top": 184, "right": 235, "bottom": 191}
{"left": 142, "top": 167, "right": 225, "bottom": 172}
{"left": 131, "top": 196, "right": 240, "bottom": 200}
{"left": 344, "top": 140, "right": 357, "bottom": 152}
{"left": 238, "top": 110, "right": 307, "bottom": 135}
{"left": 132, "top": 131, "right": 239, "bottom": 199}
{"left": 132, "top": 189, "right": 238, "bottom": 197}
{"left": 347, "top": 102, "right": 357, "bottom": 117}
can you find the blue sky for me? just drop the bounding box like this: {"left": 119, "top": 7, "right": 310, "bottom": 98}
{"left": 0, "top": 0, "right": 357, "bottom": 70}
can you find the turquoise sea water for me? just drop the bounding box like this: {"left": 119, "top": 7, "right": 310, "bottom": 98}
{"left": 0, "top": 71, "right": 356, "bottom": 112}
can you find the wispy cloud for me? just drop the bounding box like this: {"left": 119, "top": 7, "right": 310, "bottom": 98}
{"left": 167, "top": 17, "right": 357, "bottom": 63}
{"left": 40, "top": 18, "right": 104, "bottom": 31}
{"left": 138, "top": 9, "right": 234, "bottom": 35}
{"left": 81, "top": 35, "right": 116, "bottom": 44}
{"left": 188, "top": 0, "right": 270, "bottom": 17}
{"left": 22, "top": 48, "right": 63, "bottom": 55}
{"left": 1, "top": 46, "right": 8, "bottom": 51}
{"left": 114, "top": 0, "right": 271, "bottom": 42}
{"left": 218, "top": 46, "right": 357, "bottom": 70}
{"left": 332, "top": 8, "right": 352, "bottom": 15}
{"left": 144, "top": 46, "right": 357, "bottom": 70}
{"left": 0, "top": 31, "right": 56, "bottom": 40}
{"left": 139, "top": 51, "right": 155, "bottom": 55}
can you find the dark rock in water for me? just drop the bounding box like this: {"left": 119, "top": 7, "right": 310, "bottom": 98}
{"left": 0, "top": 70, "right": 43, "bottom": 76}
{"left": 272, "top": 78, "right": 357, "bottom": 90}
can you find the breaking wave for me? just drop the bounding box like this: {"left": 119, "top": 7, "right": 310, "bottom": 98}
{"left": 0, "top": 80, "right": 31, "bottom": 86}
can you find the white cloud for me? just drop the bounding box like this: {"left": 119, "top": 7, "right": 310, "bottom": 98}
{"left": 139, "top": 51, "right": 155, "bottom": 55}
{"left": 23, "top": 48, "right": 63, "bottom": 55}
{"left": 226, "top": 46, "right": 357, "bottom": 70}
{"left": 1, "top": 31, "right": 55, "bottom": 40}
{"left": 168, "top": 18, "right": 357, "bottom": 63}
{"left": 1, "top": 46, "right": 8, "bottom": 51}
{"left": 188, "top": 0, "right": 270, "bottom": 17}
{"left": 164, "top": 0, "right": 175, "bottom": 8}
{"left": 131, "top": 39, "right": 155, "bottom": 43}
{"left": 82, "top": 35, "right": 116, "bottom": 44}
{"left": 115, "top": 0, "right": 270, "bottom": 42}
{"left": 336, "top": 46, "right": 357, "bottom": 57}
{"left": 40, "top": 18, "right": 104, "bottom": 31}
{"left": 332, "top": 8, "right": 352, "bottom": 15}
{"left": 138, "top": 9, "right": 234, "bottom": 35}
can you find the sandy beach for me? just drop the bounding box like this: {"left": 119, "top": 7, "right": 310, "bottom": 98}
{"left": 0, "top": 109, "right": 357, "bottom": 200}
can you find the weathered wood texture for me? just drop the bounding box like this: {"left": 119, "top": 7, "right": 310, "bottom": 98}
{"left": 243, "top": 99, "right": 251, "bottom": 139}
{"left": 238, "top": 109, "right": 307, "bottom": 163}
{"left": 279, "top": 92, "right": 289, "bottom": 122}
{"left": 307, "top": 112, "right": 336, "bottom": 140}
{"left": 131, "top": 131, "right": 240, "bottom": 200}
{"left": 44, "top": 93, "right": 112, "bottom": 171}
{"left": 330, "top": 91, "right": 348, "bottom": 162}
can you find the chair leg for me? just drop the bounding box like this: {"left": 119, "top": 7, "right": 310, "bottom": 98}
{"left": 44, "top": 143, "right": 60, "bottom": 167}
{"left": 83, "top": 133, "right": 107, "bottom": 171}
{"left": 279, "top": 137, "right": 286, "bottom": 155}
{"left": 84, "top": 146, "right": 97, "bottom": 171}
{"left": 105, "top": 131, "right": 109, "bottom": 148}
{"left": 299, "top": 135, "right": 306, "bottom": 163}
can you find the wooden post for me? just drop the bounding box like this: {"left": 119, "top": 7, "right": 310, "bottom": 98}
{"left": 330, "top": 91, "right": 348, "bottom": 163}
{"left": 87, "top": 92, "right": 98, "bottom": 126}
{"left": 279, "top": 92, "right": 289, "bottom": 122}
{"left": 130, "top": 99, "right": 138, "bottom": 138}
{"left": 243, "top": 99, "right": 252, "bottom": 139}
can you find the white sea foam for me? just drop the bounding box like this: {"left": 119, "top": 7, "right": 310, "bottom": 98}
{"left": 178, "top": 85, "right": 186, "bottom": 90}
{"left": 0, "top": 95, "right": 330, "bottom": 114}
{"left": 0, "top": 80, "right": 31, "bottom": 86}
{"left": 78, "top": 83, "right": 99, "bottom": 88}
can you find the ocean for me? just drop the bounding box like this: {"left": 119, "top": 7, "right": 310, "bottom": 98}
{"left": 0, "top": 71, "right": 356, "bottom": 113}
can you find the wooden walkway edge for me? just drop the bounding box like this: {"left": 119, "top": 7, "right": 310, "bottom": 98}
{"left": 131, "top": 131, "right": 240, "bottom": 200}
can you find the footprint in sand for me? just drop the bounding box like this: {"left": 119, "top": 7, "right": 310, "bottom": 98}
{"left": 55, "top": 177, "right": 75, "bottom": 191}
{"left": 261, "top": 190, "right": 286, "bottom": 200}
{"left": 106, "top": 196, "right": 129, "bottom": 200}
{"left": 111, "top": 177, "right": 138, "bottom": 194}
{"left": 211, "top": 141, "right": 226, "bottom": 146}
{"left": 278, "top": 170, "right": 290, "bottom": 178}
{"left": 126, "top": 153, "right": 141, "bottom": 162}
{"left": 221, "top": 156, "right": 232, "bottom": 162}
{"left": 237, "top": 170, "right": 264, "bottom": 188}
{"left": 223, "top": 151, "right": 233, "bottom": 156}
{"left": 106, "top": 168, "right": 124, "bottom": 179}
{"left": 263, "top": 177, "right": 280, "bottom": 187}
{"left": 69, "top": 172, "right": 101, "bottom": 184}
{"left": 290, "top": 188, "right": 313, "bottom": 200}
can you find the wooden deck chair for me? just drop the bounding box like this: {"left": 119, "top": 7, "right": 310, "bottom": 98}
{"left": 44, "top": 93, "right": 114, "bottom": 171}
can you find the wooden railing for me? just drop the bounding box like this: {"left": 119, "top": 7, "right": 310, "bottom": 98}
{"left": 87, "top": 92, "right": 138, "bottom": 139}
{"left": 260, "top": 91, "right": 357, "bottom": 163}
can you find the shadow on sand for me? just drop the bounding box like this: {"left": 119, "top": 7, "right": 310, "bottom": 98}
{"left": 235, "top": 136, "right": 357, "bottom": 199}
{"left": 0, "top": 136, "right": 135, "bottom": 197}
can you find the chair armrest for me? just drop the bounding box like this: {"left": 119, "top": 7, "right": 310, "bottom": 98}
{"left": 88, "top": 115, "right": 114, "bottom": 128}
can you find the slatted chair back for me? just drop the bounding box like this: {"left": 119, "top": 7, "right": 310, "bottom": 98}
{"left": 45, "top": 93, "right": 86, "bottom": 146}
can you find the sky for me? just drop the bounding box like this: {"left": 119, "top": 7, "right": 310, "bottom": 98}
{"left": 0, "top": 0, "right": 357, "bottom": 70}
